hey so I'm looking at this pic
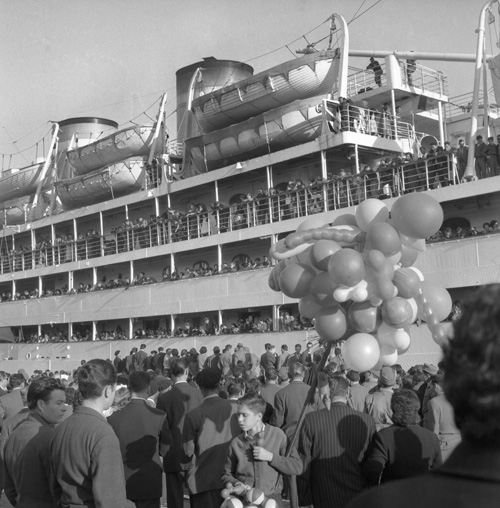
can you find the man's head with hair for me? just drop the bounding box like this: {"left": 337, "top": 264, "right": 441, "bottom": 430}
{"left": 213, "top": 346, "right": 220, "bottom": 355}
{"left": 196, "top": 368, "right": 221, "bottom": 391}
{"left": 128, "top": 371, "right": 151, "bottom": 394}
{"left": 265, "top": 368, "right": 278, "bottom": 381}
{"left": 288, "top": 361, "right": 305, "bottom": 380}
{"left": 443, "top": 284, "right": 500, "bottom": 443}
{"left": 27, "top": 377, "right": 67, "bottom": 423}
{"left": 265, "top": 343, "right": 274, "bottom": 351}
{"left": 346, "top": 370, "right": 360, "bottom": 383}
{"left": 171, "top": 348, "right": 179, "bottom": 357}
{"left": 227, "top": 380, "right": 245, "bottom": 398}
{"left": 237, "top": 392, "right": 266, "bottom": 416}
{"left": 170, "top": 357, "right": 189, "bottom": 377}
{"left": 329, "top": 376, "right": 350, "bottom": 400}
{"left": 199, "top": 346, "right": 207, "bottom": 354}
{"left": 281, "top": 344, "right": 288, "bottom": 352}
{"left": 27, "top": 377, "right": 64, "bottom": 410}
{"left": 78, "top": 359, "right": 116, "bottom": 400}
{"left": 391, "top": 389, "right": 420, "bottom": 426}
{"left": 245, "top": 377, "right": 263, "bottom": 395}
{"left": 9, "top": 373, "right": 26, "bottom": 389}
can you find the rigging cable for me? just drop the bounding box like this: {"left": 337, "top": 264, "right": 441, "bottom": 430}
{"left": 349, "top": 0, "right": 383, "bottom": 25}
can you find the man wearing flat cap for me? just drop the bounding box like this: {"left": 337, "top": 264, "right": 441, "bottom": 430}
{"left": 364, "top": 366, "right": 395, "bottom": 431}
{"left": 182, "top": 368, "right": 238, "bottom": 508}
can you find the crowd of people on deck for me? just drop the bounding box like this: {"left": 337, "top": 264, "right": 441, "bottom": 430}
{"left": 0, "top": 254, "right": 270, "bottom": 305}
{"left": 0, "top": 284, "right": 498, "bottom": 507}
{"left": 1, "top": 133, "right": 499, "bottom": 276}
{"left": 12, "top": 308, "right": 315, "bottom": 344}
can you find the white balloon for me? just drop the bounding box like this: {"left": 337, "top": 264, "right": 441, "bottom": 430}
{"left": 393, "top": 329, "right": 411, "bottom": 350}
{"left": 379, "top": 345, "right": 398, "bottom": 366}
{"left": 334, "top": 287, "right": 350, "bottom": 302}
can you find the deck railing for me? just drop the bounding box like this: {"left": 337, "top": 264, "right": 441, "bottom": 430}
{"left": 0, "top": 152, "right": 477, "bottom": 278}
{"left": 347, "top": 61, "right": 448, "bottom": 97}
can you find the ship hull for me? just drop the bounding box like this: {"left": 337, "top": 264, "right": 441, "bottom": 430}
{"left": 55, "top": 160, "right": 145, "bottom": 209}
{"left": 185, "top": 95, "right": 325, "bottom": 174}
{"left": 192, "top": 50, "right": 339, "bottom": 132}
{"left": 65, "top": 125, "right": 156, "bottom": 176}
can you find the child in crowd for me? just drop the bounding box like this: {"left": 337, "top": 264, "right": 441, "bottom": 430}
{"left": 222, "top": 393, "right": 302, "bottom": 508}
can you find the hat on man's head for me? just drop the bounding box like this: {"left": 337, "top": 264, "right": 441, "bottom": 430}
{"left": 196, "top": 368, "right": 221, "bottom": 389}
{"left": 237, "top": 342, "right": 244, "bottom": 348}
{"left": 423, "top": 363, "right": 438, "bottom": 376}
{"left": 379, "top": 366, "right": 396, "bottom": 386}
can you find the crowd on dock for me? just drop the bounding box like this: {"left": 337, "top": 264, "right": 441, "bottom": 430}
{"left": 0, "top": 284, "right": 498, "bottom": 508}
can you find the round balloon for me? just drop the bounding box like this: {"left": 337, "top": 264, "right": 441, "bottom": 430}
{"left": 278, "top": 263, "right": 316, "bottom": 299}
{"left": 393, "top": 268, "right": 421, "bottom": 298}
{"left": 366, "top": 222, "right": 402, "bottom": 257}
{"left": 296, "top": 216, "right": 329, "bottom": 231}
{"left": 379, "top": 345, "right": 399, "bottom": 366}
{"left": 390, "top": 193, "right": 443, "bottom": 239}
{"left": 381, "top": 297, "right": 414, "bottom": 328}
{"left": 416, "top": 282, "right": 452, "bottom": 322}
{"left": 347, "top": 300, "right": 382, "bottom": 333}
{"left": 268, "top": 269, "right": 280, "bottom": 292}
{"left": 328, "top": 248, "right": 366, "bottom": 287}
{"left": 332, "top": 213, "right": 358, "bottom": 227}
{"left": 311, "top": 239, "right": 342, "bottom": 271}
{"left": 343, "top": 333, "right": 381, "bottom": 372}
{"left": 298, "top": 294, "right": 322, "bottom": 319}
{"left": 377, "top": 322, "right": 398, "bottom": 347}
{"left": 393, "top": 328, "right": 411, "bottom": 351}
{"left": 355, "top": 199, "right": 390, "bottom": 232}
{"left": 314, "top": 306, "right": 347, "bottom": 342}
{"left": 399, "top": 244, "right": 419, "bottom": 267}
{"left": 309, "top": 273, "right": 339, "bottom": 307}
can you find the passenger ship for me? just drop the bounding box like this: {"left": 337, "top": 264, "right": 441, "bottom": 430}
{"left": 1, "top": 6, "right": 499, "bottom": 374}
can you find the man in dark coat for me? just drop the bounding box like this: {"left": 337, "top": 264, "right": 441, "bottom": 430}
{"left": 0, "top": 373, "right": 26, "bottom": 429}
{"left": 260, "top": 343, "right": 278, "bottom": 371}
{"left": 133, "top": 343, "right": 148, "bottom": 372}
{"left": 299, "top": 376, "right": 376, "bottom": 508}
{"left": 182, "top": 368, "right": 237, "bottom": 508}
{"left": 3, "top": 378, "right": 67, "bottom": 508}
{"left": 347, "top": 284, "right": 500, "bottom": 508}
{"left": 108, "top": 370, "right": 171, "bottom": 508}
{"left": 156, "top": 357, "right": 203, "bottom": 508}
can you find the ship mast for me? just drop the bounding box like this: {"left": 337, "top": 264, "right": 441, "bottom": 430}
{"left": 31, "top": 122, "right": 60, "bottom": 209}
{"left": 463, "top": 0, "right": 499, "bottom": 181}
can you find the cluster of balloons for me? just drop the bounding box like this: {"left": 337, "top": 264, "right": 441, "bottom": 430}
{"left": 268, "top": 193, "right": 451, "bottom": 373}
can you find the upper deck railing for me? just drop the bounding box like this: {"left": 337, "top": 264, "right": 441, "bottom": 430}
{"left": 444, "top": 91, "right": 500, "bottom": 119}
{"left": 0, "top": 152, "right": 475, "bottom": 278}
{"left": 347, "top": 61, "right": 448, "bottom": 97}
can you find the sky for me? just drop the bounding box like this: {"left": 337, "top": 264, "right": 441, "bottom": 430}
{"left": 0, "top": 0, "right": 493, "bottom": 168}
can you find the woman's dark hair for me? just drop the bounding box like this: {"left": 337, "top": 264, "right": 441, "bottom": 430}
{"left": 443, "top": 284, "right": 500, "bottom": 443}
{"left": 78, "top": 359, "right": 116, "bottom": 400}
{"left": 391, "top": 389, "right": 420, "bottom": 426}
{"left": 27, "top": 378, "right": 64, "bottom": 410}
